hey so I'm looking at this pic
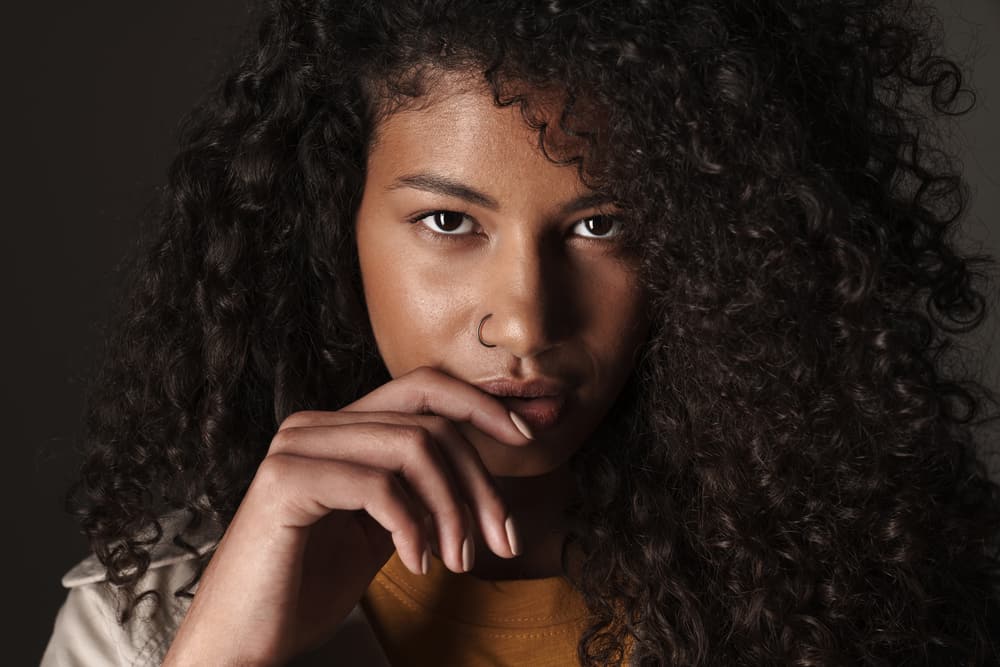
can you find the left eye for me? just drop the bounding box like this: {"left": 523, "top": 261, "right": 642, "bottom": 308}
{"left": 572, "top": 215, "right": 621, "bottom": 239}
{"left": 414, "top": 211, "right": 476, "bottom": 235}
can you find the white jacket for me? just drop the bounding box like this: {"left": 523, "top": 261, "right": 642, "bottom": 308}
{"left": 41, "top": 512, "right": 392, "bottom": 666}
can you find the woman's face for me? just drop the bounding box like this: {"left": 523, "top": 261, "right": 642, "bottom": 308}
{"left": 355, "top": 71, "right": 649, "bottom": 477}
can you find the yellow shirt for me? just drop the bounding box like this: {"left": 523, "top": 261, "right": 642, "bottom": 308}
{"left": 361, "top": 551, "right": 591, "bottom": 666}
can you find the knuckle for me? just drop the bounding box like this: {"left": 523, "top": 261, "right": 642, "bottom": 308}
{"left": 278, "top": 410, "right": 315, "bottom": 432}
{"left": 423, "top": 414, "right": 451, "bottom": 434}
{"left": 392, "top": 527, "right": 421, "bottom": 551}
{"left": 268, "top": 426, "right": 299, "bottom": 454}
{"left": 255, "top": 453, "right": 294, "bottom": 489}
{"left": 393, "top": 423, "right": 431, "bottom": 447}
{"left": 406, "top": 430, "right": 438, "bottom": 463}
{"left": 409, "top": 366, "right": 437, "bottom": 382}
{"left": 367, "top": 469, "right": 401, "bottom": 498}
{"left": 435, "top": 503, "right": 465, "bottom": 528}
{"left": 478, "top": 485, "right": 507, "bottom": 516}
{"left": 463, "top": 470, "right": 505, "bottom": 518}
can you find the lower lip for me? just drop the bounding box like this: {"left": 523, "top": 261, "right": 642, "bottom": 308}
{"left": 498, "top": 395, "right": 566, "bottom": 432}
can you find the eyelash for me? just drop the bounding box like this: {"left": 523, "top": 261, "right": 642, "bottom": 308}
{"left": 405, "top": 210, "right": 623, "bottom": 243}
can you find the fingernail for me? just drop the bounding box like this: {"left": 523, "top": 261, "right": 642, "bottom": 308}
{"left": 421, "top": 547, "right": 430, "bottom": 575}
{"left": 505, "top": 515, "right": 522, "bottom": 557}
{"left": 508, "top": 411, "right": 533, "bottom": 440}
{"left": 462, "top": 537, "right": 474, "bottom": 572}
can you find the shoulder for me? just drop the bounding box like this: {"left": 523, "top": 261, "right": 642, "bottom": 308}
{"left": 60, "top": 510, "right": 221, "bottom": 588}
{"left": 43, "top": 511, "right": 392, "bottom": 666}
{"left": 42, "top": 510, "right": 223, "bottom": 667}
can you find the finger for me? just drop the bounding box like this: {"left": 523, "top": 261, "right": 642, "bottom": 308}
{"left": 271, "top": 415, "right": 515, "bottom": 560}
{"left": 337, "top": 366, "right": 532, "bottom": 445}
{"left": 267, "top": 421, "right": 481, "bottom": 572}
{"left": 252, "top": 453, "right": 428, "bottom": 576}
{"left": 404, "top": 415, "right": 512, "bottom": 560}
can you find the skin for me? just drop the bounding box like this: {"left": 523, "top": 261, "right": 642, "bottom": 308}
{"left": 355, "top": 70, "right": 650, "bottom": 578}
{"left": 163, "top": 71, "right": 650, "bottom": 666}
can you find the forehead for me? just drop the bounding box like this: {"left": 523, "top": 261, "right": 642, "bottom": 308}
{"left": 365, "top": 71, "right": 602, "bottom": 196}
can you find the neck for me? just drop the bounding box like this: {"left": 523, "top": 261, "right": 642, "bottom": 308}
{"left": 467, "top": 464, "right": 580, "bottom": 580}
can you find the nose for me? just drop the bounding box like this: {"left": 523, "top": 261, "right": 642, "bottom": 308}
{"left": 478, "top": 236, "right": 572, "bottom": 359}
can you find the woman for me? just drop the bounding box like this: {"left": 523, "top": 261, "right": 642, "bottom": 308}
{"left": 43, "top": 0, "right": 1000, "bottom": 664}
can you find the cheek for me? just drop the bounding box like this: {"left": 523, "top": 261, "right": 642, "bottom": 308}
{"left": 359, "top": 240, "right": 469, "bottom": 376}
{"left": 586, "top": 268, "right": 648, "bottom": 388}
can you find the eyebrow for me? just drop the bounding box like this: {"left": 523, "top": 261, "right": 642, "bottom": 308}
{"left": 386, "top": 172, "right": 613, "bottom": 217}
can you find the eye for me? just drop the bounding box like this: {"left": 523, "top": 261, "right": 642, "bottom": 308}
{"left": 572, "top": 215, "right": 622, "bottom": 239}
{"left": 410, "top": 210, "right": 477, "bottom": 236}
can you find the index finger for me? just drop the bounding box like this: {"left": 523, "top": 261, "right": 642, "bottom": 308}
{"left": 340, "top": 366, "right": 532, "bottom": 445}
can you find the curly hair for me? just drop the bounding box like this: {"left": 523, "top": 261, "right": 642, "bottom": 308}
{"left": 67, "top": 0, "right": 1000, "bottom": 663}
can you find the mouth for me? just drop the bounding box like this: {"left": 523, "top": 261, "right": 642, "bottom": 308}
{"left": 497, "top": 394, "right": 566, "bottom": 431}
{"left": 472, "top": 377, "right": 572, "bottom": 433}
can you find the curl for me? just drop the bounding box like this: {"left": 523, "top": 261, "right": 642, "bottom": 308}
{"left": 69, "top": 0, "right": 1000, "bottom": 662}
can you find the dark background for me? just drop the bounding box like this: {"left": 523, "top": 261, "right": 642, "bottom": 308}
{"left": 3, "top": 1, "right": 997, "bottom": 663}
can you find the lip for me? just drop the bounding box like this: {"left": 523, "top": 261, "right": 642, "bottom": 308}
{"left": 473, "top": 377, "right": 570, "bottom": 398}
{"left": 498, "top": 395, "right": 567, "bottom": 431}
{"left": 473, "top": 377, "right": 571, "bottom": 432}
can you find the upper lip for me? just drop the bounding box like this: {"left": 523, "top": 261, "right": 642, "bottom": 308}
{"left": 473, "top": 377, "right": 570, "bottom": 398}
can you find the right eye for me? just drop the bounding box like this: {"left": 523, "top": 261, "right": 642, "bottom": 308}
{"left": 410, "top": 210, "right": 478, "bottom": 236}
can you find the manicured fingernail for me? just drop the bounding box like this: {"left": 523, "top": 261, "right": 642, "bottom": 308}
{"left": 505, "top": 515, "right": 522, "bottom": 557}
{"left": 462, "top": 537, "right": 474, "bottom": 572}
{"left": 421, "top": 547, "right": 429, "bottom": 575}
{"left": 508, "top": 411, "right": 533, "bottom": 440}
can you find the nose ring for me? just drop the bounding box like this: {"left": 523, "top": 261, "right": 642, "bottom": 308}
{"left": 478, "top": 314, "right": 496, "bottom": 348}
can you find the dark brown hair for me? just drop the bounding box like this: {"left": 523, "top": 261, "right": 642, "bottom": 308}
{"left": 69, "top": 0, "right": 1000, "bottom": 663}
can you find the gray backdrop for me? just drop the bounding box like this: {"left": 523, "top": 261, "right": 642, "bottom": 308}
{"left": 3, "top": 1, "right": 997, "bottom": 663}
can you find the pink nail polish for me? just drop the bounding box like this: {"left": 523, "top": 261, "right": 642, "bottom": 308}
{"left": 505, "top": 515, "right": 522, "bottom": 557}
{"left": 508, "top": 410, "right": 533, "bottom": 440}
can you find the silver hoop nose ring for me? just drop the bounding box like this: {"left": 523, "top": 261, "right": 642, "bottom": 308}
{"left": 478, "top": 314, "right": 496, "bottom": 348}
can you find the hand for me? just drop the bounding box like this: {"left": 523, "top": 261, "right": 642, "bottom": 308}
{"left": 162, "top": 366, "right": 529, "bottom": 666}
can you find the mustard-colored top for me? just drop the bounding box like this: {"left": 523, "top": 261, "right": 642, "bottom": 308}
{"left": 360, "top": 551, "right": 591, "bottom": 666}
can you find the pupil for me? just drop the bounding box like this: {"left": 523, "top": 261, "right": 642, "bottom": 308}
{"left": 435, "top": 212, "right": 464, "bottom": 231}
{"left": 587, "top": 216, "right": 612, "bottom": 235}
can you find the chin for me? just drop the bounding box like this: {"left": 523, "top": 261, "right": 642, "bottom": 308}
{"left": 457, "top": 422, "right": 577, "bottom": 477}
